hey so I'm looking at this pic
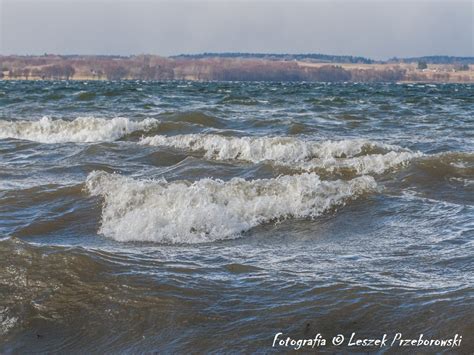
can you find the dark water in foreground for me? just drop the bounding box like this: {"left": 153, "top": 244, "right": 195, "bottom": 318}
{"left": 0, "top": 81, "right": 473, "bottom": 353}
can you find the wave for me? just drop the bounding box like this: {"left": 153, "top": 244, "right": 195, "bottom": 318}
{"left": 139, "top": 134, "right": 421, "bottom": 175}
{"left": 0, "top": 116, "right": 160, "bottom": 143}
{"left": 86, "top": 171, "right": 376, "bottom": 244}
{"left": 398, "top": 151, "right": 474, "bottom": 204}
{"left": 296, "top": 150, "right": 422, "bottom": 175}
{"left": 400, "top": 151, "right": 474, "bottom": 184}
{"left": 172, "top": 111, "right": 225, "bottom": 128}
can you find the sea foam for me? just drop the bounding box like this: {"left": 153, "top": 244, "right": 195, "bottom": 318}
{"left": 139, "top": 134, "right": 422, "bottom": 175}
{"left": 0, "top": 116, "right": 159, "bottom": 143}
{"left": 86, "top": 171, "right": 377, "bottom": 244}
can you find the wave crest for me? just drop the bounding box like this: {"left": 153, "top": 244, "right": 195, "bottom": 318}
{"left": 86, "top": 171, "right": 377, "bottom": 244}
{"left": 139, "top": 134, "right": 421, "bottom": 175}
{"left": 0, "top": 116, "right": 159, "bottom": 143}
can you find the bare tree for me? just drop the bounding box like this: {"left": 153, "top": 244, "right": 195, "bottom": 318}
{"left": 22, "top": 68, "right": 30, "bottom": 80}
{"left": 104, "top": 65, "right": 129, "bottom": 80}
{"left": 63, "top": 65, "right": 75, "bottom": 80}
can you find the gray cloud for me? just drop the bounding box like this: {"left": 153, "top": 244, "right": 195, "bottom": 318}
{"left": 1, "top": 0, "right": 472, "bottom": 59}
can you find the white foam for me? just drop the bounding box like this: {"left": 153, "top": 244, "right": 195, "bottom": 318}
{"left": 297, "top": 151, "right": 423, "bottom": 175}
{"left": 0, "top": 312, "right": 17, "bottom": 336}
{"left": 86, "top": 171, "right": 377, "bottom": 244}
{"left": 139, "top": 134, "right": 421, "bottom": 175}
{"left": 0, "top": 116, "right": 159, "bottom": 143}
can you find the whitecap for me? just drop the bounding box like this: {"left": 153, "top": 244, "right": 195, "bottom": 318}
{"left": 86, "top": 171, "right": 377, "bottom": 244}
{"left": 139, "top": 134, "right": 421, "bottom": 175}
{"left": 0, "top": 116, "right": 159, "bottom": 143}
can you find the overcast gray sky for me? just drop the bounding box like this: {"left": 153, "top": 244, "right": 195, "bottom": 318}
{"left": 0, "top": 0, "right": 472, "bottom": 59}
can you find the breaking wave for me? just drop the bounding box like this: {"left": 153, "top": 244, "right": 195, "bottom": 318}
{"left": 296, "top": 150, "right": 422, "bottom": 175}
{"left": 86, "top": 171, "right": 377, "bottom": 244}
{"left": 139, "top": 134, "right": 422, "bottom": 175}
{"left": 0, "top": 116, "right": 159, "bottom": 143}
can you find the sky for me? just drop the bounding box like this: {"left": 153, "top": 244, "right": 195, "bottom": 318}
{"left": 0, "top": 0, "right": 472, "bottom": 59}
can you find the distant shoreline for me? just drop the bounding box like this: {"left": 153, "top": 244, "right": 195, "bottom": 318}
{"left": 1, "top": 55, "right": 473, "bottom": 83}
{"left": 1, "top": 78, "right": 472, "bottom": 84}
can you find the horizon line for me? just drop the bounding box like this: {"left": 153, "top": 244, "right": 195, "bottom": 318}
{"left": 1, "top": 52, "right": 474, "bottom": 61}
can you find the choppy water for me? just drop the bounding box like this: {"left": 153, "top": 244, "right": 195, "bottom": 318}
{"left": 0, "top": 81, "right": 473, "bottom": 353}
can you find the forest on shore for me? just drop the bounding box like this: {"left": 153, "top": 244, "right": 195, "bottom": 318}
{"left": 1, "top": 54, "right": 472, "bottom": 82}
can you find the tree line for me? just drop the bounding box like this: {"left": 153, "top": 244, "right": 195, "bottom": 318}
{"left": 0, "top": 55, "right": 471, "bottom": 82}
{"left": 172, "top": 52, "right": 375, "bottom": 64}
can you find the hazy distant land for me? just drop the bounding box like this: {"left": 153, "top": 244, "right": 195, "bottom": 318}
{"left": 1, "top": 54, "right": 473, "bottom": 83}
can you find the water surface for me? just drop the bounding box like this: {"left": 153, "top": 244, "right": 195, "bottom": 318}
{"left": 0, "top": 81, "right": 473, "bottom": 352}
